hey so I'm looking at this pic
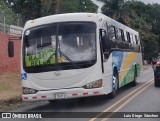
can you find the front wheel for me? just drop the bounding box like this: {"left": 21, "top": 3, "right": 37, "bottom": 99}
{"left": 108, "top": 71, "right": 119, "bottom": 98}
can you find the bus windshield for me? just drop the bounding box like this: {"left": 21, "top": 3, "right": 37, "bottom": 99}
{"left": 23, "top": 22, "right": 96, "bottom": 72}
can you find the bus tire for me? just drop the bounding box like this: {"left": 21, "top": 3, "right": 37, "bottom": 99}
{"left": 130, "top": 66, "right": 137, "bottom": 87}
{"left": 108, "top": 70, "right": 119, "bottom": 98}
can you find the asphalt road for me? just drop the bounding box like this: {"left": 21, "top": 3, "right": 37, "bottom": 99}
{"left": 1, "top": 65, "right": 160, "bottom": 121}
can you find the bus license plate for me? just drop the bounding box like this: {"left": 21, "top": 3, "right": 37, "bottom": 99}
{"left": 55, "top": 93, "right": 65, "bottom": 99}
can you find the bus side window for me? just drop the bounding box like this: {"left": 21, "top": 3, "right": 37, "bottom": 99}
{"left": 120, "top": 29, "right": 125, "bottom": 41}
{"left": 117, "top": 28, "right": 122, "bottom": 41}
{"left": 108, "top": 25, "right": 117, "bottom": 40}
{"left": 130, "top": 33, "right": 134, "bottom": 44}
{"left": 132, "top": 34, "right": 136, "bottom": 45}
{"left": 126, "top": 32, "right": 131, "bottom": 43}
{"left": 124, "top": 31, "right": 128, "bottom": 42}
{"left": 135, "top": 35, "right": 138, "bottom": 45}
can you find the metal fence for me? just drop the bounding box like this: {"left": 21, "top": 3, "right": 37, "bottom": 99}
{"left": 0, "top": 23, "right": 10, "bottom": 33}
{"left": 0, "top": 23, "right": 23, "bottom": 36}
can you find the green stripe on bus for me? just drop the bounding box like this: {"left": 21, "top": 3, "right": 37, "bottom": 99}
{"left": 120, "top": 64, "right": 141, "bottom": 87}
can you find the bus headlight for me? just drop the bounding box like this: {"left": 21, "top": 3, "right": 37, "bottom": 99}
{"left": 23, "top": 87, "right": 38, "bottom": 94}
{"left": 83, "top": 79, "right": 103, "bottom": 89}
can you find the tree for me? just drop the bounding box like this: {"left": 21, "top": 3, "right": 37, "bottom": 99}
{"left": 101, "top": 0, "right": 160, "bottom": 60}
{"left": 3, "top": 0, "right": 42, "bottom": 26}
{"left": 127, "top": 1, "right": 160, "bottom": 54}
{"left": 40, "top": 0, "right": 56, "bottom": 15}
{"left": 0, "top": 0, "right": 18, "bottom": 25}
{"left": 101, "top": 0, "right": 135, "bottom": 25}
{"left": 3, "top": 0, "right": 97, "bottom": 26}
{"left": 60, "top": 0, "right": 97, "bottom": 13}
{"left": 143, "top": 35, "right": 159, "bottom": 61}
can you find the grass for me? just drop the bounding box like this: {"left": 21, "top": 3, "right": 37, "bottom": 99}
{"left": 0, "top": 72, "right": 37, "bottom": 112}
{"left": 0, "top": 72, "right": 21, "bottom": 101}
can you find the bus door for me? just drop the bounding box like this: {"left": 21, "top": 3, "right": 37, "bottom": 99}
{"left": 100, "top": 21, "right": 112, "bottom": 87}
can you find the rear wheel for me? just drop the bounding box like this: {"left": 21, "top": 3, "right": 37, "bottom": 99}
{"left": 108, "top": 71, "right": 119, "bottom": 98}
{"left": 130, "top": 66, "right": 137, "bottom": 87}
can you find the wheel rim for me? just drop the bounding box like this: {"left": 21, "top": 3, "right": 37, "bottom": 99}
{"left": 112, "top": 74, "right": 118, "bottom": 94}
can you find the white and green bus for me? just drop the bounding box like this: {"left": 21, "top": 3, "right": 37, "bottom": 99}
{"left": 8, "top": 13, "right": 143, "bottom": 102}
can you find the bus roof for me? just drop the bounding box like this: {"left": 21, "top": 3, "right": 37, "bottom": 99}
{"left": 23, "top": 12, "right": 138, "bottom": 35}
{"left": 24, "top": 13, "right": 98, "bottom": 30}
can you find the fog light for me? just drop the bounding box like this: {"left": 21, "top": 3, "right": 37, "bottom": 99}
{"left": 23, "top": 87, "right": 38, "bottom": 94}
{"left": 83, "top": 79, "right": 103, "bottom": 89}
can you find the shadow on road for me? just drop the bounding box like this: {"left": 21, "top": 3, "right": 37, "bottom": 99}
{"left": 24, "top": 82, "right": 142, "bottom": 112}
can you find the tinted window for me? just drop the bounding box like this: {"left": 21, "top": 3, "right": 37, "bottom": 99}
{"left": 120, "top": 29, "right": 125, "bottom": 41}
{"left": 108, "top": 25, "right": 117, "bottom": 40}
{"left": 135, "top": 35, "right": 139, "bottom": 45}
{"left": 126, "top": 32, "right": 131, "bottom": 43}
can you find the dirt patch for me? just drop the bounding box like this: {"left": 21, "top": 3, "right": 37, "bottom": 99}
{"left": 0, "top": 72, "right": 21, "bottom": 100}
{"left": 0, "top": 96, "right": 21, "bottom": 111}
{"left": 0, "top": 72, "right": 23, "bottom": 111}
{"left": 0, "top": 96, "right": 36, "bottom": 111}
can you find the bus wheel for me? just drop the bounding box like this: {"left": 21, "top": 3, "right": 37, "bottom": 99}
{"left": 108, "top": 71, "right": 119, "bottom": 98}
{"left": 130, "top": 66, "right": 137, "bottom": 87}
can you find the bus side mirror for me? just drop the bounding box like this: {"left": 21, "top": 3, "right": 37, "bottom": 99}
{"left": 8, "top": 41, "right": 14, "bottom": 57}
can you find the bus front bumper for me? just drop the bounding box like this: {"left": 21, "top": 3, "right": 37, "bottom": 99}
{"left": 22, "top": 87, "right": 106, "bottom": 101}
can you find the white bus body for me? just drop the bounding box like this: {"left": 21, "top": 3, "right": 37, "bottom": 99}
{"left": 21, "top": 13, "right": 143, "bottom": 101}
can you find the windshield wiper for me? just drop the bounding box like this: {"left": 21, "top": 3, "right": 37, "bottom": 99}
{"left": 42, "top": 51, "right": 56, "bottom": 64}
{"left": 58, "top": 48, "right": 81, "bottom": 69}
{"left": 42, "top": 48, "right": 81, "bottom": 69}
{"left": 42, "top": 47, "right": 80, "bottom": 69}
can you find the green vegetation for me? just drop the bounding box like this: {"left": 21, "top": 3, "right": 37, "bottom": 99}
{"left": 0, "top": 0, "right": 18, "bottom": 25}
{"left": 2, "top": 0, "right": 97, "bottom": 26}
{"left": 101, "top": 0, "right": 160, "bottom": 62}
{"left": 1, "top": 0, "right": 160, "bottom": 61}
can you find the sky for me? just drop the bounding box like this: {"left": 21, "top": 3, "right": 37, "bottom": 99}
{"left": 138, "top": 0, "right": 160, "bottom": 4}
{"left": 91, "top": 0, "right": 104, "bottom": 12}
